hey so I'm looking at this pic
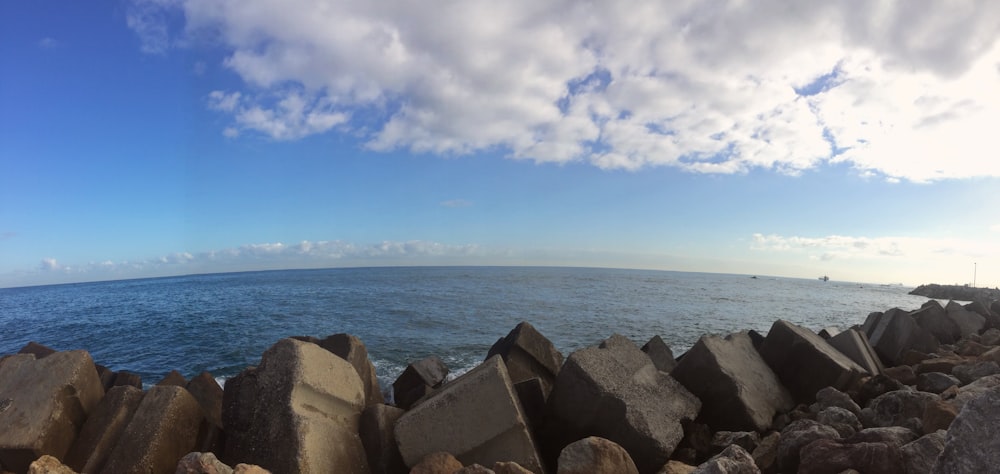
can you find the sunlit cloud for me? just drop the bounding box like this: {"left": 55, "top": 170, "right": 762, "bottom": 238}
{"left": 128, "top": 0, "right": 1000, "bottom": 181}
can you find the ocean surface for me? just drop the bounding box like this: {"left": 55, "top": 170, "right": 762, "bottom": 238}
{"left": 0, "top": 266, "right": 934, "bottom": 393}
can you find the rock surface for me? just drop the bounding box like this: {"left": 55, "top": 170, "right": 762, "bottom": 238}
{"left": 392, "top": 356, "right": 449, "bottom": 410}
{"left": 797, "top": 439, "right": 903, "bottom": 474}
{"left": 222, "top": 338, "right": 369, "bottom": 473}
{"left": 757, "top": 320, "right": 865, "bottom": 402}
{"left": 317, "top": 333, "right": 385, "bottom": 407}
{"left": 775, "top": 420, "right": 840, "bottom": 473}
{"left": 556, "top": 436, "right": 639, "bottom": 474}
{"left": 691, "top": 444, "right": 759, "bottom": 474}
{"left": 486, "top": 322, "right": 564, "bottom": 397}
{"left": 63, "top": 385, "right": 144, "bottom": 473}
{"left": 359, "top": 404, "right": 407, "bottom": 474}
{"left": 932, "top": 385, "right": 1000, "bottom": 473}
{"left": 641, "top": 336, "right": 677, "bottom": 373}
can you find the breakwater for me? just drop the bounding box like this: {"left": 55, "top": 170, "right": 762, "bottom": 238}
{"left": 2, "top": 297, "right": 1000, "bottom": 473}
{"left": 909, "top": 283, "right": 1000, "bottom": 303}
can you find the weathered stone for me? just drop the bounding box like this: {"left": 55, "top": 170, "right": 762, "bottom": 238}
{"left": 17, "top": 342, "right": 56, "bottom": 359}
{"left": 101, "top": 385, "right": 205, "bottom": 474}
{"left": 921, "top": 400, "right": 957, "bottom": 434}
{"left": 981, "top": 328, "right": 1000, "bottom": 346}
{"left": 318, "top": 333, "right": 385, "bottom": 407}
{"left": 26, "top": 455, "right": 75, "bottom": 474}
{"left": 671, "top": 332, "right": 792, "bottom": 432}
{"left": 641, "top": 335, "right": 677, "bottom": 373}
{"left": 95, "top": 364, "right": 116, "bottom": 392}
{"left": 547, "top": 334, "right": 701, "bottom": 473}
{"left": 882, "top": 365, "right": 916, "bottom": 385}
{"left": 956, "top": 339, "right": 991, "bottom": 357}
{"left": 175, "top": 452, "right": 233, "bottom": 474}
{"left": 915, "top": 356, "right": 963, "bottom": 375}
{"left": 392, "top": 356, "right": 448, "bottom": 410}
{"left": 487, "top": 322, "right": 564, "bottom": 397}
{"left": 658, "top": 460, "right": 696, "bottom": 474}
{"left": 910, "top": 302, "right": 959, "bottom": 345}
{"left": 948, "top": 373, "right": 1000, "bottom": 411}
{"left": 556, "top": 436, "right": 638, "bottom": 474}
{"left": 867, "top": 308, "right": 939, "bottom": 367}
{"left": 232, "top": 464, "right": 270, "bottom": 474}
{"left": 810, "top": 387, "right": 861, "bottom": 418}
{"left": 691, "top": 444, "right": 759, "bottom": 474}
{"left": 359, "top": 404, "right": 406, "bottom": 474}
{"left": 395, "top": 356, "right": 543, "bottom": 473}
{"left": 846, "top": 427, "right": 918, "bottom": 448}
{"left": 410, "top": 452, "right": 462, "bottom": 474}
{"left": 112, "top": 370, "right": 143, "bottom": 389}
{"left": 750, "top": 432, "right": 779, "bottom": 474}
{"left": 978, "top": 346, "right": 1000, "bottom": 365}
{"left": 818, "top": 327, "right": 840, "bottom": 339}
{"left": 0, "top": 351, "right": 104, "bottom": 473}
{"left": 186, "top": 372, "right": 224, "bottom": 428}
{"left": 710, "top": 432, "right": 760, "bottom": 454}
{"left": 456, "top": 464, "right": 495, "bottom": 474}
{"left": 758, "top": 320, "right": 866, "bottom": 403}
{"left": 916, "top": 372, "right": 960, "bottom": 394}
{"left": 944, "top": 301, "right": 986, "bottom": 339}
{"left": 860, "top": 312, "right": 883, "bottom": 338}
{"left": 932, "top": 385, "right": 1000, "bottom": 473}
{"left": 63, "top": 385, "right": 144, "bottom": 473}
{"left": 157, "top": 370, "right": 187, "bottom": 387}
{"left": 862, "top": 390, "right": 938, "bottom": 432}
{"left": 798, "top": 439, "right": 903, "bottom": 474}
{"left": 827, "top": 329, "right": 884, "bottom": 376}
{"left": 493, "top": 461, "right": 534, "bottom": 474}
{"left": 855, "top": 374, "right": 907, "bottom": 409}
{"left": 816, "top": 407, "right": 862, "bottom": 438}
{"left": 952, "top": 360, "right": 1000, "bottom": 385}
{"left": 900, "top": 349, "right": 932, "bottom": 366}
{"left": 513, "top": 378, "right": 546, "bottom": 429}
{"left": 222, "top": 338, "right": 369, "bottom": 474}
{"left": 901, "top": 431, "right": 945, "bottom": 474}
{"left": 776, "top": 420, "right": 840, "bottom": 474}
{"left": 964, "top": 300, "right": 993, "bottom": 320}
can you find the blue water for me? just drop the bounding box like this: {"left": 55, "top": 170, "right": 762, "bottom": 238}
{"left": 0, "top": 266, "right": 932, "bottom": 389}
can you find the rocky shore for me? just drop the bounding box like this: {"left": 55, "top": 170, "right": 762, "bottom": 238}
{"left": 2, "top": 299, "right": 1000, "bottom": 474}
{"left": 909, "top": 284, "right": 1000, "bottom": 304}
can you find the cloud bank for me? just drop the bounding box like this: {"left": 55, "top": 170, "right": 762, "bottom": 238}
{"left": 752, "top": 232, "right": 996, "bottom": 263}
{"left": 129, "top": 0, "right": 1000, "bottom": 181}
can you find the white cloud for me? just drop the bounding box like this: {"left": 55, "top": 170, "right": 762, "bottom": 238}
{"left": 39, "top": 258, "right": 62, "bottom": 271}
{"left": 133, "top": 0, "right": 1000, "bottom": 181}
{"left": 752, "top": 232, "right": 994, "bottom": 261}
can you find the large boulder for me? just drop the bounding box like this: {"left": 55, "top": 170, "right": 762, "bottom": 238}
{"left": 222, "top": 338, "right": 369, "bottom": 473}
{"left": 952, "top": 361, "right": 1000, "bottom": 385}
{"left": 547, "top": 335, "right": 701, "bottom": 473}
{"left": 861, "top": 390, "right": 938, "bottom": 432}
{"left": 392, "top": 356, "right": 448, "bottom": 410}
{"left": 187, "top": 371, "right": 225, "bottom": 429}
{"left": 63, "top": 385, "right": 144, "bottom": 473}
{"left": 641, "top": 336, "right": 677, "bottom": 373}
{"left": 866, "top": 309, "right": 939, "bottom": 367}
{"left": 932, "top": 385, "right": 1000, "bottom": 473}
{"left": 775, "top": 420, "right": 840, "bottom": 474}
{"left": 487, "top": 322, "right": 564, "bottom": 397}
{"left": 901, "top": 431, "right": 946, "bottom": 474}
{"left": 827, "top": 328, "right": 884, "bottom": 376}
{"left": 797, "top": 439, "right": 903, "bottom": 474}
{"left": 317, "top": 333, "right": 385, "bottom": 407}
{"left": 670, "top": 332, "right": 793, "bottom": 432}
{"left": 757, "top": 320, "right": 866, "bottom": 403}
{"left": 910, "top": 301, "right": 959, "bottom": 344}
{"left": 394, "top": 355, "right": 544, "bottom": 473}
{"left": 944, "top": 301, "right": 986, "bottom": 338}
{"left": 101, "top": 385, "right": 207, "bottom": 474}
{"left": 556, "top": 436, "right": 639, "bottom": 474}
{"left": 359, "top": 404, "right": 407, "bottom": 474}
{"left": 0, "top": 351, "right": 104, "bottom": 473}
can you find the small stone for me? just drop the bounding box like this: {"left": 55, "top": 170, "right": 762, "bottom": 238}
{"left": 657, "top": 460, "right": 696, "bottom": 474}
{"left": 816, "top": 407, "right": 862, "bottom": 438}
{"left": 411, "top": 452, "right": 463, "bottom": 474}
{"left": 175, "top": 452, "right": 233, "bottom": 474}
{"left": 556, "top": 436, "right": 639, "bottom": 474}
{"left": 921, "top": 400, "right": 957, "bottom": 435}
{"left": 901, "top": 431, "right": 946, "bottom": 474}
{"left": 776, "top": 420, "right": 840, "bottom": 473}
{"left": 691, "top": 444, "right": 759, "bottom": 474}
{"left": 915, "top": 372, "right": 960, "bottom": 394}
{"left": 810, "top": 386, "right": 861, "bottom": 418}
{"left": 952, "top": 361, "right": 1000, "bottom": 385}
{"left": 27, "top": 455, "right": 76, "bottom": 474}
{"left": 883, "top": 365, "right": 917, "bottom": 385}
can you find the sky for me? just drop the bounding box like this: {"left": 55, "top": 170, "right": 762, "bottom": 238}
{"left": 1, "top": 0, "right": 999, "bottom": 288}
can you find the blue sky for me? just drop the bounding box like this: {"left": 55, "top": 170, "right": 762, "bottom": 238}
{"left": 2, "top": 0, "right": 999, "bottom": 288}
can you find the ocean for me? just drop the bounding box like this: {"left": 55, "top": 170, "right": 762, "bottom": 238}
{"left": 0, "top": 266, "right": 934, "bottom": 392}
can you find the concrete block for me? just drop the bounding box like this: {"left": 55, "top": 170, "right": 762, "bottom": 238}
{"left": 828, "top": 328, "right": 884, "bottom": 376}
{"left": 487, "top": 322, "right": 564, "bottom": 397}
{"left": 758, "top": 320, "right": 866, "bottom": 403}
{"left": 63, "top": 385, "right": 144, "bottom": 474}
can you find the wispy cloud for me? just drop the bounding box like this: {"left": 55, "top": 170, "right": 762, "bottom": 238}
{"left": 128, "top": 0, "right": 1000, "bottom": 181}
{"left": 37, "top": 37, "right": 58, "bottom": 49}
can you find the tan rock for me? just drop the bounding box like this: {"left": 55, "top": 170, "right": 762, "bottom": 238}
{"left": 63, "top": 385, "right": 144, "bottom": 473}
{"left": 410, "top": 452, "right": 463, "bottom": 474}
{"left": 657, "top": 460, "right": 696, "bottom": 474}
{"left": 232, "top": 465, "right": 270, "bottom": 474}
{"left": 493, "top": 461, "right": 534, "bottom": 474}
{"left": 456, "top": 465, "right": 495, "bottom": 474}
{"left": 922, "top": 400, "right": 957, "bottom": 435}
{"left": 27, "top": 455, "right": 76, "bottom": 474}
{"left": 557, "top": 437, "right": 638, "bottom": 474}
{"left": 317, "top": 334, "right": 385, "bottom": 407}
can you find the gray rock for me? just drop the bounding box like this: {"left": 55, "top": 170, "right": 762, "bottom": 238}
{"left": 856, "top": 374, "right": 906, "bottom": 407}
{"left": 710, "top": 432, "right": 760, "bottom": 454}
{"left": 847, "top": 426, "right": 918, "bottom": 448}
{"left": 318, "top": 333, "right": 385, "bottom": 407}
{"left": 642, "top": 335, "right": 677, "bottom": 373}
{"left": 692, "top": 445, "right": 759, "bottom": 474}
{"left": 901, "top": 431, "right": 946, "bottom": 474}
{"left": 487, "top": 321, "right": 564, "bottom": 397}
{"left": 750, "top": 432, "right": 779, "bottom": 474}
{"left": 916, "top": 372, "right": 961, "bottom": 394}
{"left": 933, "top": 385, "right": 1000, "bottom": 473}
{"left": 186, "top": 371, "right": 224, "bottom": 428}
{"left": 868, "top": 308, "right": 939, "bottom": 366}
{"left": 828, "top": 328, "right": 884, "bottom": 376}
{"left": 63, "top": 385, "right": 144, "bottom": 474}
{"left": 981, "top": 327, "right": 1000, "bottom": 346}
{"left": 948, "top": 373, "right": 1000, "bottom": 411}
{"left": 547, "top": 334, "right": 701, "bottom": 474}
{"left": 222, "top": 338, "right": 369, "bottom": 473}
{"left": 776, "top": 420, "right": 840, "bottom": 473}
{"left": 671, "top": 332, "right": 793, "bottom": 432}
{"left": 757, "top": 320, "right": 866, "bottom": 403}
{"left": 910, "top": 302, "right": 959, "bottom": 345}
{"left": 952, "top": 360, "right": 1000, "bottom": 385}
{"left": 175, "top": 452, "right": 233, "bottom": 474}
{"left": 944, "top": 301, "right": 986, "bottom": 339}
{"left": 810, "top": 386, "right": 861, "bottom": 418}
{"left": 556, "top": 436, "right": 639, "bottom": 474}
{"left": 359, "top": 404, "right": 407, "bottom": 474}
{"left": 816, "top": 407, "right": 862, "bottom": 438}
{"left": 0, "top": 350, "right": 105, "bottom": 473}
{"left": 864, "top": 390, "right": 938, "bottom": 432}
{"left": 395, "top": 356, "right": 544, "bottom": 473}
{"left": 101, "top": 385, "right": 207, "bottom": 474}
{"left": 392, "top": 356, "right": 449, "bottom": 409}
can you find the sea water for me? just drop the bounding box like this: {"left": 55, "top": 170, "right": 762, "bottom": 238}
{"left": 0, "top": 266, "right": 932, "bottom": 389}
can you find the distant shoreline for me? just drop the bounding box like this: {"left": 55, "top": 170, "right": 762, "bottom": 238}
{"left": 909, "top": 283, "right": 1000, "bottom": 302}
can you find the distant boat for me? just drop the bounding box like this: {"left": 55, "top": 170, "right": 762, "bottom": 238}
{"left": 750, "top": 276, "right": 758, "bottom": 279}
{"left": 819, "top": 275, "right": 829, "bottom": 282}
